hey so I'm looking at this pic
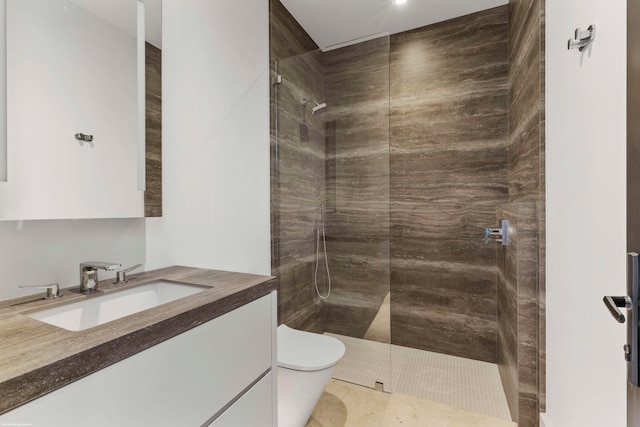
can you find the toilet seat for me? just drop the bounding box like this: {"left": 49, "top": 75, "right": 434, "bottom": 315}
{"left": 277, "top": 325, "right": 345, "bottom": 371}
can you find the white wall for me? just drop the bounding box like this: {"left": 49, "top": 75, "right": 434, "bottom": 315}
{"left": 145, "top": 0, "right": 271, "bottom": 275}
{"left": 546, "top": 1, "right": 627, "bottom": 426}
{"left": 0, "top": 219, "right": 145, "bottom": 301}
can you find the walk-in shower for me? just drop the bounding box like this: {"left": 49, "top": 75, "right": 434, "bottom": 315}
{"left": 270, "top": 0, "right": 542, "bottom": 424}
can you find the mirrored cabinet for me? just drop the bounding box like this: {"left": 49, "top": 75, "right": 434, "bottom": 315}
{"left": 0, "top": 0, "right": 162, "bottom": 220}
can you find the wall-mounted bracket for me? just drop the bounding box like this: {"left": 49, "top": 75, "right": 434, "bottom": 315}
{"left": 568, "top": 25, "right": 596, "bottom": 52}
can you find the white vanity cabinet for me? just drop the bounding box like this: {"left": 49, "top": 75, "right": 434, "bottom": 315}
{"left": 0, "top": 292, "right": 277, "bottom": 427}
{"left": 208, "top": 371, "right": 273, "bottom": 427}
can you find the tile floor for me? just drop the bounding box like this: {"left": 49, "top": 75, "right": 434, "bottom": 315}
{"left": 306, "top": 379, "right": 517, "bottom": 427}
{"left": 327, "top": 333, "right": 512, "bottom": 421}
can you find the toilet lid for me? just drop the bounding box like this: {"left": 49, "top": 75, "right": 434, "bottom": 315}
{"left": 278, "top": 325, "right": 346, "bottom": 371}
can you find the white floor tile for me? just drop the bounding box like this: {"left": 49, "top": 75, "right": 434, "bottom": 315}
{"left": 327, "top": 333, "right": 512, "bottom": 421}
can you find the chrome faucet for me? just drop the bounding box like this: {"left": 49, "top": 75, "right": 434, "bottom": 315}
{"left": 79, "top": 261, "right": 121, "bottom": 293}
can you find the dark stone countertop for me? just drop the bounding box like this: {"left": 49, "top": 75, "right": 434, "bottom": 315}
{"left": 0, "top": 266, "right": 276, "bottom": 415}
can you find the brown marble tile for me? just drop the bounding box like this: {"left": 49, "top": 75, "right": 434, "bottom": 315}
{"left": 497, "top": 205, "right": 518, "bottom": 422}
{"left": 537, "top": 0, "right": 547, "bottom": 412}
{"left": 322, "top": 37, "right": 391, "bottom": 340}
{"left": 519, "top": 396, "right": 540, "bottom": 427}
{"left": 389, "top": 6, "right": 509, "bottom": 363}
{"left": 506, "top": 0, "right": 545, "bottom": 423}
{"left": 515, "top": 204, "right": 539, "bottom": 426}
{"left": 323, "top": 238, "right": 390, "bottom": 338}
{"left": 269, "top": 0, "right": 317, "bottom": 61}
{"left": 145, "top": 42, "right": 162, "bottom": 217}
{"left": 497, "top": 203, "right": 540, "bottom": 426}
{"left": 276, "top": 260, "right": 323, "bottom": 332}
{"left": 270, "top": 0, "right": 325, "bottom": 334}
{"left": 508, "top": 0, "right": 544, "bottom": 204}
{"left": 391, "top": 309, "right": 497, "bottom": 362}
{"left": 538, "top": 202, "right": 546, "bottom": 412}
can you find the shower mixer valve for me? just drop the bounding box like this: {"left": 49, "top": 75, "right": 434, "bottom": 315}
{"left": 484, "top": 220, "right": 510, "bottom": 245}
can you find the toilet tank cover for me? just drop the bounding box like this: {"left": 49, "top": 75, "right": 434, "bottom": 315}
{"left": 277, "top": 325, "right": 346, "bottom": 371}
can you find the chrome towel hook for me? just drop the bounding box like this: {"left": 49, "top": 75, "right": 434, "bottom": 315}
{"left": 568, "top": 25, "right": 595, "bottom": 51}
{"left": 75, "top": 132, "right": 93, "bottom": 142}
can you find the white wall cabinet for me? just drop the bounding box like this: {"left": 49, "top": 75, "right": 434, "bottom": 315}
{"left": 0, "top": 0, "right": 144, "bottom": 220}
{"left": 0, "top": 292, "right": 276, "bottom": 426}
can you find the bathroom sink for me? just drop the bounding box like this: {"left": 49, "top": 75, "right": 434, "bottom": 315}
{"left": 26, "top": 280, "right": 208, "bottom": 331}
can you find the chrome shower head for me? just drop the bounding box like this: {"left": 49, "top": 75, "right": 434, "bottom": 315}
{"left": 311, "top": 102, "right": 327, "bottom": 114}
{"left": 301, "top": 98, "right": 328, "bottom": 114}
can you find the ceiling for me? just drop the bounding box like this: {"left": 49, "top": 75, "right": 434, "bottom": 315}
{"left": 279, "top": 0, "right": 509, "bottom": 51}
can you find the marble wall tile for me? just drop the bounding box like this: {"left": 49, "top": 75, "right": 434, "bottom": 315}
{"left": 497, "top": 203, "right": 539, "bottom": 426}
{"left": 270, "top": 0, "right": 324, "bottom": 333}
{"left": 515, "top": 204, "right": 540, "bottom": 427}
{"left": 322, "top": 37, "right": 391, "bottom": 341}
{"left": 537, "top": 0, "right": 547, "bottom": 412}
{"left": 145, "top": 42, "right": 162, "bottom": 217}
{"left": 537, "top": 204, "right": 546, "bottom": 413}
{"left": 321, "top": 238, "right": 390, "bottom": 338}
{"left": 277, "top": 260, "right": 323, "bottom": 333}
{"left": 269, "top": 0, "right": 317, "bottom": 62}
{"left": 507, "top": 0, "right": 546, "bottom": 422}
{"left": 389, "top": 6, "right": 509, "bottom": 363}
{"left": 508, "top": 0, "right": 544, "bottom": 203}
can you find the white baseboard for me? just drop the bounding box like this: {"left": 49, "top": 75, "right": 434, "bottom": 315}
{"left": 540, "top": 412, "right": 553, "bottom": 427}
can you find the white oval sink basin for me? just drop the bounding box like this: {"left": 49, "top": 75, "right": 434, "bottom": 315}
{"left": 26, "top": 280, "right": 208, "bottom": 331}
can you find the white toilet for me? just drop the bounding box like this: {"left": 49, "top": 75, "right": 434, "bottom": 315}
{"left": 277, "top": 324, "right": 346, "bottom": 427}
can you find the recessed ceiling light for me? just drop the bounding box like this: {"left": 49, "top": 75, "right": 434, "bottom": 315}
{"left": 394, "top": 0, "right": 407, "bottom": 5}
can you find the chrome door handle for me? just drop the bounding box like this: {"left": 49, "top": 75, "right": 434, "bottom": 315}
{"left": 629, "top": 253, "right": 640, "bottom": 386}
{"left": 603, "top": 295, "right": 632, "bottom": 323}
{"left": 602, "top": 253, "right": 640, "bottom": 386}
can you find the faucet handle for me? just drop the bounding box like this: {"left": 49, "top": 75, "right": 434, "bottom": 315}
{"left": 80, "top": 261, "right": 121, "bottom": 271}
{"left": 114, "top": 264, "right": 143, "bottom": 284}
{"left": 19, "top": 283, "right": 61, "bottom": 300}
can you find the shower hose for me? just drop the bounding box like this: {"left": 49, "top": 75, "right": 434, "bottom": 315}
{"left": 314, "top": 226, "right": 331, "bottom": 299}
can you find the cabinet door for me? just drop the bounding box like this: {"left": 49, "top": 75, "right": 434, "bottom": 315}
{"left": 1, "top": 0, "right": 144, "bottom": 220}
{"left": 208, "top": 372, "right": 273, "bottom": 427}
{"left": 0, "top": 294, "right": 274, "bottom": 426}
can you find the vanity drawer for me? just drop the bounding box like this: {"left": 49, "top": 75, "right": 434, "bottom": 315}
{"left": 208, "top": 371, "right": 273, "bottom": 427}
